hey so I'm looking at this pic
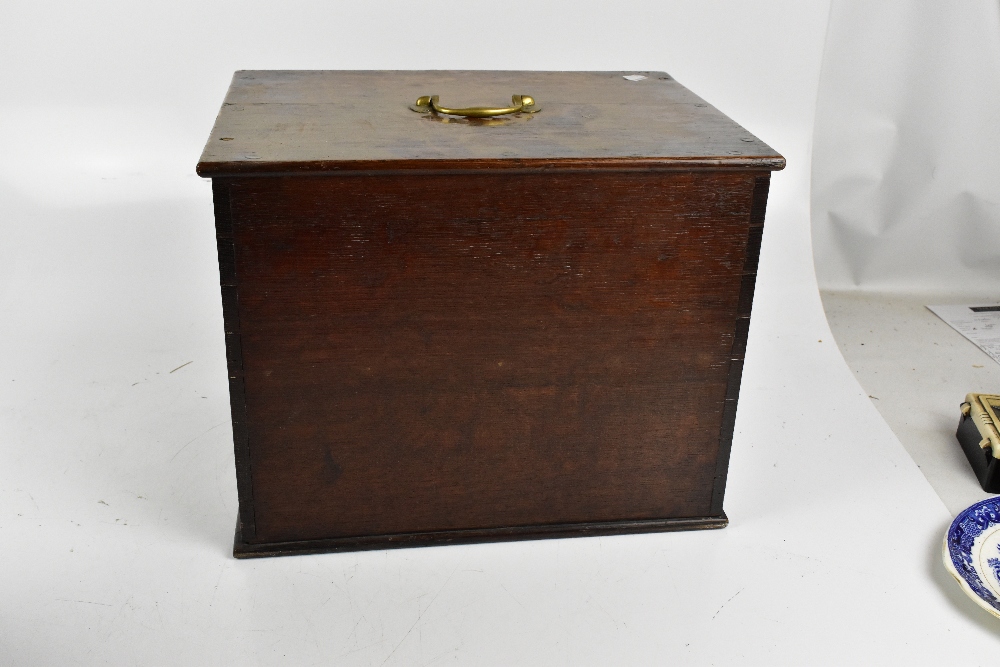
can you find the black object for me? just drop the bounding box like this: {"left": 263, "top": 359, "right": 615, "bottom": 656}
{"left": 957, "top": 401, "right": 1000, "bottom": 493}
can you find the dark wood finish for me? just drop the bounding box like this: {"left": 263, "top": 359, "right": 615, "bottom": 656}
{"left": 213, "top": 181, "right": 256, "bottom": 540}
{"left": 198, "top": 71, "right": 783, "bottom": 557}
{"left": 233, "top": 514, "right": 728, "bottom": 559}
{"left": 710, "top": 174, "right": 768, "bottom": 514}
{"left": 231, "top": 171, "right": 757, "bottom": 544}
{"left": 197, "top": 71, "right": 784, "bottom": 177}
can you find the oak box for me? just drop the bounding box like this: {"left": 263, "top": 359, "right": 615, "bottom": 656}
{"left": 196, "top": 70, "right": 784, "bottom": 557}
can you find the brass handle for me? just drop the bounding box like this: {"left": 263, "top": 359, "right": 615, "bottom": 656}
{"left": 409, "top": 94, "right": 541, "bottom": 118}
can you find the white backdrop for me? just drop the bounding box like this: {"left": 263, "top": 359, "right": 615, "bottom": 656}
{"left": 6, "top": 2, "right": 1000, "bottom": 664}
{"left": 812, "top": 0, "right": 1000, "bottom": 294}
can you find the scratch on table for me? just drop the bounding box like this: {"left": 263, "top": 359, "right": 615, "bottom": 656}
{"left": 170, "top": 420, "right": 229, "bottom": 461}
{"left": 169, "top": 360, "right": 194, "bottom": 373}
{"left": 345, "top": 613, "right": 370, "bottom": 650}
{"left": 500, "top": 583, "right": 525, "bottom": 609}
{"left": 209, "top": 564, "right": 227, "bottom": 607}
{"left": 591, "top": 596, "right": 621, "bottom": 628}
{"left": 19, "top": 489, "right": 39, "bottom": 510}
{"left": 57, "top": 599, "right": 113, "bottom": 607}
{"left": 712, "top": 588, "right": 744, "bottom": 620}
{"left": 380, "top": 567, "right": 457, "bottom": 665}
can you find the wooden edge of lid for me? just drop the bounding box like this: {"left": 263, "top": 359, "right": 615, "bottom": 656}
{"left": 196, "top": 155, "right": 786, "bottom": 178}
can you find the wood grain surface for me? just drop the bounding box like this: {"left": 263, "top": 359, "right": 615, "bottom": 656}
{"left": 197, "top": 71, "right": 784, "bottom": 176}
{"left": 202, "top": 69, "right": 782, "bottom": 555}
{"left": 217, "top": 170, "right": 764, "bottom": 545}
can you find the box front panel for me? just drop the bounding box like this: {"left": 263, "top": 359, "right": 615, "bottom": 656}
{"left": 228, "top": 171, "right": 756, "bottom": 543}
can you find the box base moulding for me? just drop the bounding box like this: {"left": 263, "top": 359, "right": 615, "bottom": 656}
{"left": 232, "top": 513, "right": 729, "bottom": 559}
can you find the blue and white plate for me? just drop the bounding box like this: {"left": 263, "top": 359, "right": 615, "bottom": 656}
{"left": 944, "top": 497, "right": 1000, "bottom": 619}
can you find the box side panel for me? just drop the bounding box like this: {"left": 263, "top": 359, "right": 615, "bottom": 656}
{"left": 227, "top": 171, "right": 757, "bottom": 544}
{"left": 710, "top": 174, "right": 770, "bottom": 515}
{"left": 212, "top": 179, "right": 256, "bottom": 540}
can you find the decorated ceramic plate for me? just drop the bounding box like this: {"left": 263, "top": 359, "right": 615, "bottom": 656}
{"left": 943, "top": 497, "right": 1000, "bottom": 619}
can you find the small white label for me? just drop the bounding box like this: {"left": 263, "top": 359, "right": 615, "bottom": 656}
{"left": 623, "top": 74, "right": 647, "bottom": 82}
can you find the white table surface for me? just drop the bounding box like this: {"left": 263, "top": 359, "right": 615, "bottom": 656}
{"left": 822, "top": 290, "right": 1000, "bottom": 516}
{"left": 2, "top": 107, "right": 999, "bottom": 665}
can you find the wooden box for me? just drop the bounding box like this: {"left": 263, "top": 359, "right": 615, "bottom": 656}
{"left": 196, "top": 71, "right": 784, "bottom": 558}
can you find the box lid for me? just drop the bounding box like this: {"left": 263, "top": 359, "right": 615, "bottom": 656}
{"left": 197, "top": 70, "right": 784, "bottom": 176}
